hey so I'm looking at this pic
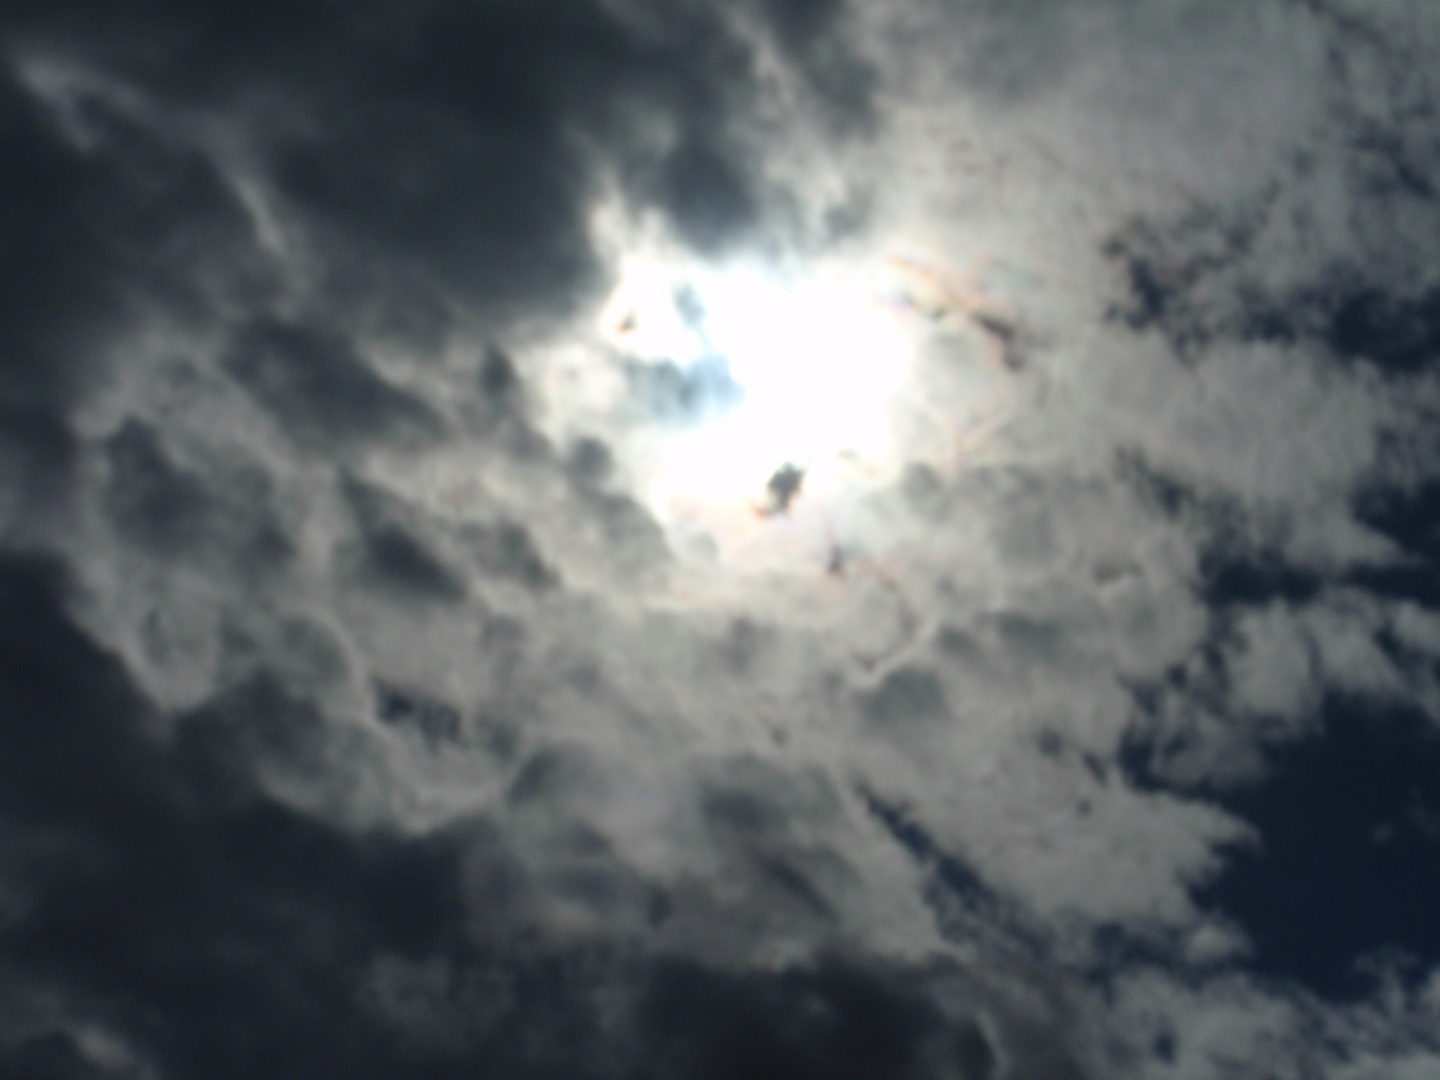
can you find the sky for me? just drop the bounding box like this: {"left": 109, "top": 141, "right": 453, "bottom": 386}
{"left": 1, "top": 1, "right": 1440, "bottom": 1077}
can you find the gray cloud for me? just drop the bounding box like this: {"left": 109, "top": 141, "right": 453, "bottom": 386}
{"left": 4, "top": 0, "right": 1440, "bottom": 1078}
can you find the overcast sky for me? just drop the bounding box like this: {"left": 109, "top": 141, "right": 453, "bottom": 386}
{"left": 3, "top": 1, "right": 1440, "bottom": 1078}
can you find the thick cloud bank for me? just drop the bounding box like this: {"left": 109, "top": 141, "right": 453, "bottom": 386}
{"left": 3, "top": 1, "right": 1440, "bottom": 1078}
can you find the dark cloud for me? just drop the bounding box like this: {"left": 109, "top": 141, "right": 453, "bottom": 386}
{"left": 101, "top": 418, "right": 291, "bottom": 568}
{"left": 336, "top": 476, "right": 468, "bottom": 603}
{"left": 860, "top": 792, "right": 991, "bottom": 913}
{"left": 651, "top": 138, "right": 762, "bottom": 255}
{"left": 0, "top": 76, "right": 135, "bottom": 414}
{"left": 1240, "top": 279, "right": 1440, "bottom": 375}
{"left": 224, "top": 318, "right": 443, "bottom": 454}
{"left": 0, "top": 555, "right": 451, "bottom": 1075}
{"left": 463, "top": 520, "right": 558, "bottom": 591}
{"left": 758, "top": 462, "right": 805, "bottom": 516}
{"left": 2, "top": 0, "right": 843, "bottom": 341}
{"left": 760, "top": 0, "right": 878, "bottom": 130}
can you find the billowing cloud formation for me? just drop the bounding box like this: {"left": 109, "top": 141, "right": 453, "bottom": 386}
{"left": 3, "top": 1, "right": 1440, "bottom": 1078}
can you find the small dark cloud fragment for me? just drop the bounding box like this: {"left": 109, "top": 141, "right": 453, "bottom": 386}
{"left": 718, "top": 617, "right": 770, "bottom": 674}
{"left": 859, "top": 790, "right": 989, "bottom": 910}
{"left": 1102, "top": 233, "right": 1184, "bottom": 335}
{"left": 1344, "top": 562, "right": 1440, "bottom": 610}
{"left": 1113, "top": 448, "right": 1198, "bottom": 520}
{"left": 1100, "top": 202, "right": 1265, "bottom": 358}
{"left": 989, "top": 612, "right": 1068, "bottom": 665}
{"left": 375, "top": 681, "right": 462, "bottom": 749}
{"left": 758, "top": 463, "right": 805, "bottom": 516}
{"left": 1084, "top": 921, "right": 1189, "bottom": 980}
{"left": 1195, "top": 701, "right": 1440, "bottom": 1001}
{"left": 224, "top": 318, "right": 442, "bottom": 453}
{"left": 507, "top": 745, "right": 603, "bottom": 810}
{"left": 1235, "top": 277, "right": 1440, "bottom": 376}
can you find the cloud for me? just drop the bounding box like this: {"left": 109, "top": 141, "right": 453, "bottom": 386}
{"left": 4, "top": 0, "right": 1440, "bottom": 1077}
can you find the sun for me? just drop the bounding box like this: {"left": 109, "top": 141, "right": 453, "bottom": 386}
{"left": 604, "top": 258, "right": 912, "bottom": 507}
{"left": 535, "top": 242, "right": 1021, "bottom": 585}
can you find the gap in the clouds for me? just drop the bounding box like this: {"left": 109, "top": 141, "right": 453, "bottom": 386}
{"left": 1354, "top": 476, "right": 1440, "bottom": 566}
{"left": 856, "top": 788, "right": 1047, "bottom": 959}
{"left": 1192, "top": 698, "right": 1440, "bottom": 1001}
{"left": 1197, "top": 547, "right": 1324, "bottom": 608}
{"left": 858, "top": 789, "right": 989, "bottom": 902}
{"left": 1317, "top": 284, "right": 1440, "bottom": 374}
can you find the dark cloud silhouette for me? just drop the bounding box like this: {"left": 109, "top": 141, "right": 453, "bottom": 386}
{"left": 337, "top": 475, "right": 468, "bottom": 602}
{"left": 224, "top": 319, "right": 443, "bottom": 453}
{"left": 463, "top": 520, "right": 558, "bottom": 590}
{"left": 0, "top": 77, "right": 140, "bottom": 413}
{"left": 375, "top": 680, "right": 464, "bottom": 748}
{"left": 101, "top": 418, "right": 291, "bottom": 568}
{"left": 0, "top": 555, "right": 461, "bottom": 1077}
{"left": 653, "top": 139, "right": 762, "bottom": 255}
{"left": 760, "top": 0, "right": 878, "bottom": 131}
{"left": 758, "top": 462, "right": 805, "bottom": 516}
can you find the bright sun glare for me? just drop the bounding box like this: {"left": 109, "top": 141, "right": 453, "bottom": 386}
{"left": 534, "top": 241, "right": 1018, "bottom": 584}
{"left": 598, "top": 258, "right": 912, "bottom": 509}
